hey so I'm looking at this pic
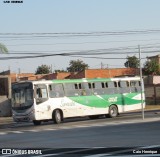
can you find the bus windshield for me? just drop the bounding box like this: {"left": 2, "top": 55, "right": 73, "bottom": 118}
{"left": 12, "top": 82, "right": 33, "bottom": 110}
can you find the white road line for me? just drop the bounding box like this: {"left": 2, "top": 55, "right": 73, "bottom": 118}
{"left": 27, "top": 129, "right": 41, "bottom": 132}
{"left": 9, "top": 131, "right": 23, "bottom": 134}
{"left": 75, "top": 125, "right": 90, "bottom": 128}
{"left": 58, "top": 126, "right": 73, "bottom": 130}
{"left": 107, "top": 155, "right": 160, "bottom": 157}
{"left": 83, "top": 154, "right": 110, "bottom": 157}
{"left": 139, "top": 145, "right": 160, "bottom": 149}
{"left": 44, "top": 128, "right": 57, "bottom": 131}
{"left": 0, "top": 132, "right": 7, "bottom": 135}
{"left": 32, "top": 154, "right": 58, "bottom": 157}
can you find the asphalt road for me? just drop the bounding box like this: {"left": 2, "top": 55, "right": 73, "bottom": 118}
{"left": 0, "top": 110, "right": 160, "bottom": 156}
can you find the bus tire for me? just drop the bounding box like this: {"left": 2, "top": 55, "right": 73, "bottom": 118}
{"left": 33, "top": 120, "right": 41, "bottom": 126}
{"left": 89, "top": 115, "right": 99, "bottom": 119}
{"left": 108, "top": 105, "right": 118, "bottom": 118}
{"left": 53, "top": 109, "right": 62, "bottom": 124}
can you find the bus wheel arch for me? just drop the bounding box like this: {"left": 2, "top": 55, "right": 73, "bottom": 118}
{"left": 52, "top": 109, "right": 63, "bottom": 124}
{"left": 107, "top": 104, "right": 119, "bottom": 118}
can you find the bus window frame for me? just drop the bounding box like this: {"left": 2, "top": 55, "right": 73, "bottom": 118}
{"left": 49, "top": 83, "right": 65, "bottom": 98}
{"left": 34, "top": 84, "right": 48, "bottom": 104}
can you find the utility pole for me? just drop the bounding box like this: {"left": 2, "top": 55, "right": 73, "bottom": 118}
{"left": 50, "top": 64, "right": 53, "bottom": 73}
{"left": 138, "top": 45, "right": 144, "bottom": 120}
{"left": 107, "top": 64, "right": 111, "bottom": 78}
{"left": 101, "top": 62, "right": 104, "bottom": 69}
{"left": 18, "top": 68, "right": 21, "bottom": 74}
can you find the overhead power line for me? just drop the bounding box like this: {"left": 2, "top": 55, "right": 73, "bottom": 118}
{"left": 6, "top": 38, "right": 160, "bottom": 46}
{"left": 1, "top": 29, "right": 160, "bottom": 39}
{"left": 1, "top": 29, "right": 160, "bottom": 35}
{"left": 0, "top": 48, "right": 158, "bottom": 60}
{"left": 5, "top": 45, "right": 160, "bottom": 55}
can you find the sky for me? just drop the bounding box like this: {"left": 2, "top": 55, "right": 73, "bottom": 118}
{"left": 1, "top": 0, "right": 160, "bottom": 73}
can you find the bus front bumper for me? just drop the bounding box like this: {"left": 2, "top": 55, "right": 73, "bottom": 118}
{"left": 12, "top": 110, "right": 35, "bottom": 122}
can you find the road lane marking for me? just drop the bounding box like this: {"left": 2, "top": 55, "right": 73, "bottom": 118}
{"left": 44, "top": 128, "right": 56, "bottom": 131}
{"left": 83, "top": 154, "right": 109, "bottom": 157}
{"left": 0, "top": 117, "right": 160, "bottom": 136}
{"left": 9, "top": 131, "right": 23, "bottom": 134}
{"left": 0, "top": 132, "right": 7, "bottom": 135}
{"left": 33, "top": 154, "right": 58, "bottom": 157}
{"left": 26, "top": 129, "right": 41, "bottom": 132}
{"left": 139, "top": 145, "right": 160, "bottom": 149}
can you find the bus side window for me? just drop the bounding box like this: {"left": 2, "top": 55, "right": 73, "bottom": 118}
{"left": 119, "top": 81, "right": 130, "bottom": 93}
{"left": 102, "top": 82, "right": 105, "bottom": 88}
{"left": 75, "top": 84, "right": 78, "bottom": 89}
{"left": 36, "top": 87, "right": 47, "bottom": 99}
{"left": 49, "top": 84, "right": 64, "bottom": 98}
{"left": 74, "top": 83, "right": 82, "bottom": 89}
{"left": 80, "top": 83, "right": 92, "bottom": 96}
{"left": 108, "top": 81, "right": 118, "bottom": 88}
{"left": 93, "top": 82, "right": 104, "bottom": 95}
{"left": 105, "top": 82, "right": 108, "bottom": 88}
{"left": 35, "top": 84, "right": 48, "bottom": 104}
{"left": 92, "top": 83, "right": 95, "bottom": 88}
{"left": 64, "top": 83, "right": 79, "bottom": 97}
{"left": 114, "top": 82, "right": 118, "bottom": 87}
{"left": 36, "top": 88, "right": 42, "bottom": 98}
{"left": 104, "top": 81, "right": 118, "bottom": 94}
{"left": 130, "top": 81, "right": 141, "bottom": 93}
{"left": 79, "top": 83, "right": 82, "bottom": 89}
{"left": 88, "top": 83, "right": 95, "bottom": 89}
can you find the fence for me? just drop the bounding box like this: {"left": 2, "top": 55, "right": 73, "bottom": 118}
{"left": 145, "top": 84, "right": 160, "bottom": 105}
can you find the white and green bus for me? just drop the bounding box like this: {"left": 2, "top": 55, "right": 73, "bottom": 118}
{"left": 12, "top": 77, "right": 145, "bottom": 125}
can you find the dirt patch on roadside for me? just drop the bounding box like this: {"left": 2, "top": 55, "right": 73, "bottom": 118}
{"left": 145, "top": 105, "right": 160, "bottom": 110}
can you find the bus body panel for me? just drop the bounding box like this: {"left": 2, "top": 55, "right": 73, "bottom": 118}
{"left": 11, "top": 77, "right": 145, "bottom": 123}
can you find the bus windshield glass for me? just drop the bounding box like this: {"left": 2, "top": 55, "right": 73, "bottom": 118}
{"left": 12, "top": 82, "right": 33, "bottom": 110}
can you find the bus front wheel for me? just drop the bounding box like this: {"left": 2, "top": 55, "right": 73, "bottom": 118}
{"left": 89, "top": 115, "right": 100, "bottom": 119}
{"left": 108, "top": 105, "right": 118, "bottom": 118}
{"left": 53, "top": 110, "right": 62, "bottom": 124}
{"left": 33, "top": 120, "right": 41, "bottom": 126}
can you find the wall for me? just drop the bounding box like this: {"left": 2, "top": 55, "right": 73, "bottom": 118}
{"left": 67, "top": 71, "right": 85, "bottom": 79}
{"left": 0, "top": 96, "right": 11, "bottom": 117}
{"left": 143, "top": 75, "right": 160, "bottom": 85}
{"left": 0, "top": 75, "right": 12, "bottom": 117}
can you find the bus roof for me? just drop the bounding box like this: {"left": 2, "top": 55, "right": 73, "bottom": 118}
{"left": 15, "top": 77, "right": 141, "bottom": 85}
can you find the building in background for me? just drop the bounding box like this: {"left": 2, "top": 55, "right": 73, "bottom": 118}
{"left": 9, "top": 68, "right": 139, "bottom": 81}
{"left": 147, "top": 55, "right": 160, "bottom": 64}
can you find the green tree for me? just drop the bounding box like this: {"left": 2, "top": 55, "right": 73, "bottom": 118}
{"left": 35, "top": 64, "right": 51, "bottom": 74}
{"left": 124, "top": 56, "right": 139, "bottom": 68}
{"left": 144, "top": 60, "right": 160, "bottom": 75}
{"left": 55, "top": 69, "right": 67, "bottom": 73}
{"left": 67, "top": 59, "right": 89, "bottom": 72}
{"left": 0, "top": 43, "right": 8, "bottom": 53}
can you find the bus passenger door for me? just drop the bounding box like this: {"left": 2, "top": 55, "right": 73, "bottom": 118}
{"left": 34, "top": 84, "right": 51, "bottom": 119}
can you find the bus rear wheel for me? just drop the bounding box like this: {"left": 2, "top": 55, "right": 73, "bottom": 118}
{"left": 53, "top": 110, "right": 62, "bottom": 124}
{"left": 33, "top": 120, "right": 41, "bottom": 126}
{"left": 108, "top": 105, "right": 118, "bottom": 118}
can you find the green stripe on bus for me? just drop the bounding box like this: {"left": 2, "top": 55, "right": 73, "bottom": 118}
{"left": 69, "top": 93, "right": 142, "bottom": 108}
{"left": 51, "top": 78, "right": 112, "bottom": 84}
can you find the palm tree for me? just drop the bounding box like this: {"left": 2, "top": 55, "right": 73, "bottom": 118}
{"left": 0, "top": 43, "right": 8, "bottom": 53}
